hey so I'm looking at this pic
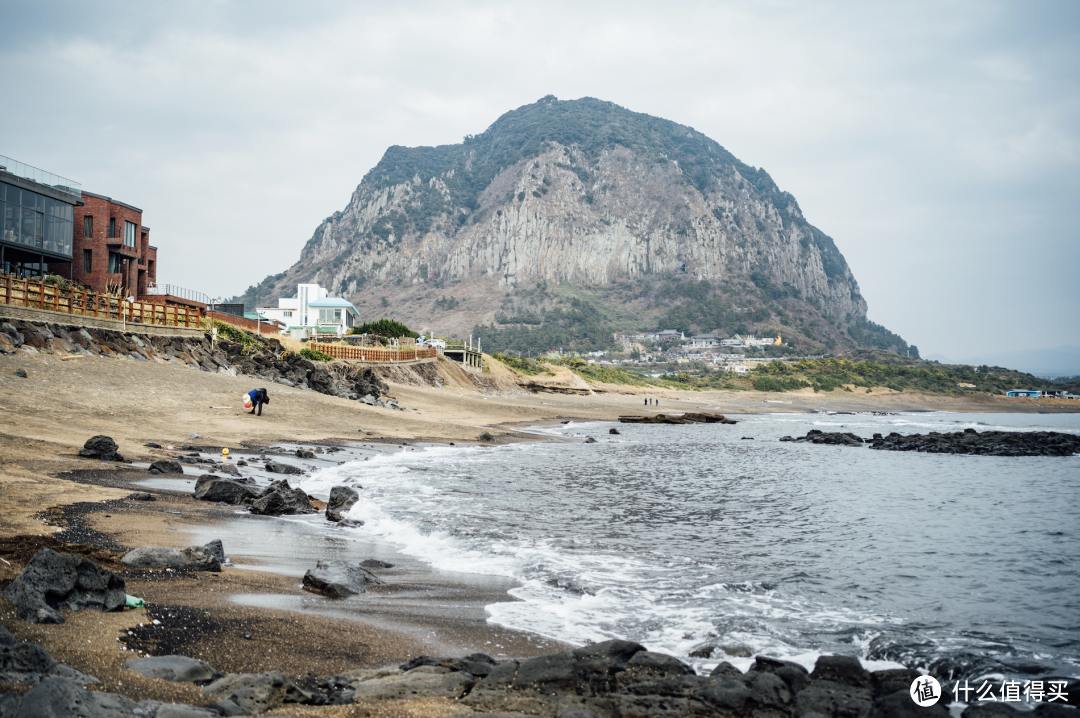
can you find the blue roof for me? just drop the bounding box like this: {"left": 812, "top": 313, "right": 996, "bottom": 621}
{"left": 308, "top": 297, "right": 360, "bottom": 314}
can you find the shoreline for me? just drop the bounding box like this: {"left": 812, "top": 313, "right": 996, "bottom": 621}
{"left": 1, "top": 349, "right": 1078, "bottom": 712}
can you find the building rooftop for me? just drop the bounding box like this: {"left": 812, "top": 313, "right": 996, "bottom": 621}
{"left": 308, "top": 297, "right": 360, "bottom": 313}
{"left": 0, "top": 154, "right": 81, "bottom": 199}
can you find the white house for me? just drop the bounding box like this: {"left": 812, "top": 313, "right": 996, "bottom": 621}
{"left": 255, "top": 283, "right": 360, "bottom": 336}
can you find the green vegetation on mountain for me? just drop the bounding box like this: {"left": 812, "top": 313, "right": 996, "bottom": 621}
{"left": 749, "top": 357, "right": 1045, "bottom": 394}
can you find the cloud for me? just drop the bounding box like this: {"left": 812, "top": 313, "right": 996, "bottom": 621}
{"left": 2, "top": 0, "right": 1076, "bottom": 356}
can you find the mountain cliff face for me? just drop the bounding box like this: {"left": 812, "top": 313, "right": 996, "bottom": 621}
{"left": 238, "top": 96, "right": 909, "bottom": 355}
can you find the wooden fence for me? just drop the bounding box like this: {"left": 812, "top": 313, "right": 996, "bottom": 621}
{"left": 317, "top": 343, "right": 437, "bottom": 363}
{"left": 0, "top": 275, "right": 202, "bottom": 328}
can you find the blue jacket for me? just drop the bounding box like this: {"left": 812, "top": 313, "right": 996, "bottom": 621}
{"left": 248, "top": 388, "right": 269, "bottom": 404}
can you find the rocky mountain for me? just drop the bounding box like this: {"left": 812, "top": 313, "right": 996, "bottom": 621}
{"left": 235, "top": 96, "right": 911, "bottom": 355}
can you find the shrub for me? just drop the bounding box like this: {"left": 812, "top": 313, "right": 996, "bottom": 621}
{"left": 349, "top": 318, "right": 419, "bottom": 339}
{"left": 752, "top": 376, "right": 809, "bottom": 392}
{"left": 300, "top": 347, "right": 333, "bottom": 362}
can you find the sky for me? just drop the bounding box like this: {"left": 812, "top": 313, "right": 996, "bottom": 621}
{"left": 2, "top": 0, "right": 1077, "bottom": 359}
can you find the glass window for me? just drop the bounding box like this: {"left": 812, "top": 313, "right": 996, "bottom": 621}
{"left": 108, "top": 252, "right": 120, "bottom": 273}
{"left": 84, "top": 215, "right": 93, "bottom": 238}
{"left": 109, "top": 218, "right": 116, "bottom": 239}
{"left": 21, "top": 207, "right": 39, "bottom": 247}
{"left": 45, "top": 214, "right": 58, "bottom": 252}
{"left": 2, "top": 202, "right": 15, "bottom": 241}
{"left": 61, "top": 219, "right": 71, "bottom": 255}
{"left": 125, "top": 220, "right": 136, "bottom": 247}
{"left": 84, "top": 249, "right": 93, "bottom": 273}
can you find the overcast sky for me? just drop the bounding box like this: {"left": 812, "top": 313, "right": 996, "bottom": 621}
{"left": 3, "top": 0, "right": 1077, "bottom": 358}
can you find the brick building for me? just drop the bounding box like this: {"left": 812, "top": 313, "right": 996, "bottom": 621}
{"left": 70, "top": 192, "right": 156, "bottom": 297}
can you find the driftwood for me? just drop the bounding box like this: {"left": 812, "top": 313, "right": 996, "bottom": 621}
{"left": 618, "top": 412, "right": 737, "bottom": 425}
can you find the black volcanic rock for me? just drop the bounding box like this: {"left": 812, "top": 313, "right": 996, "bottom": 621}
{"left": 2, "top": 549, "right": 126, "bottom": 624}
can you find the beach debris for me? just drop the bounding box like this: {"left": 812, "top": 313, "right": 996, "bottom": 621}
{"left": 125, "top": 492, "right": 156, "bottom": 501}
{"left": 476, "top": 431, "right": 495, "bottom": 442}
{"left": 0, "top": 627, "right": 99, "bottom": 685}
{"left": 122, "top": 655, "right": 218, "bottom": 682}
{"left": 265, "top": 460, "right": 303, "bottom": 475}
{"left": 189, "top": 432, "right": 202, "bottom": 439}
{"left": 325, "top": 486, "right": 359, "bottom": 522}
{"left": 3, "top": 549, "right": 126, "bottom": 624}
{"left": 202, "top": 671, "right": 317, "bottom": 714}
{"left": 77, "top": 435, "right": 124, "bottom": 462}
{"left": 148, "top": 459, "right": 184, "bottom": 475}
{"left": 124, "top": 595, "right": 145, "bottom": 608}
{"left": 302, "top": 559, "right": 384, "bottom": 597}
{"left": 121, "top": 541, "right": 224, "bottom": 572}
{"left": 249, "top": 479, "right": 317, "bottom": 516}
{"left": 13, "top": 369, "right": 27, "bottom": 378}
{"left": 295, "top": 448, "right": 316, "bottom": 459}
{"left": 193, "top": 474, "right": 261, "bottom": 504}
{"left": 609, "top": 428, "right": 620, "bottom": 435}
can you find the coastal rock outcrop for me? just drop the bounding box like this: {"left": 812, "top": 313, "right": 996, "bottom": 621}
{"left": 249, "top": 479, "right": 317, "bottom": 516}
{"left": 2, "top": 549, "right": 126, "bottom": 624}
{"left": 121, "top": 542, "right": 223, "bottom": 572}
{"left": 779, "top": 430, "right": 865, "bottom": 446}
{"left": 0, "top": 676, "right": 223, "bottom": 718}
{"left": 868, "top": 428, "right": 1080, "bottom": 456}
{"left": 0, "top": 627, "right": 99, "bottom": 685}
{"left": 325, "top": 485, "right": 359, "bottom": 522}
{"left": 302, "top": 559, "right": 384, "bottom": 597}
{"left": 148, "top": 459, "right": 184, "bottom": 474}
{"left": 779, "top": 428, "right": 1080, "bottom": 456}
{"left": 264, "top": 460, "right": 303, "bottom": 475}
{"left": 122, "top": 655, "right": 218, "bottom": 683}
{"left": 201, "top": 671, "right": 316, "bottom": 714}
{"left": 78, "top": 435, "right": 125, "bottom": 462}
{"left": 192, "top": 474, "right": 260, "bottom": 505}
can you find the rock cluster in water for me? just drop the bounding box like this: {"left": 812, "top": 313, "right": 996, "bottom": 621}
{"left": 192, "top": 474, "right": 318, "bottom": 515}
{"left": 780, "top": 429, "right": 1080, "bottom": 456}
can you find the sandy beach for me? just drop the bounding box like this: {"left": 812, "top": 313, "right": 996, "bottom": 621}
{"left": 1, "top": 349, "right": 1076, "bottom": 714}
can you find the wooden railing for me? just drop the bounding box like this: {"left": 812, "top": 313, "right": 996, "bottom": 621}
{"left": 318, "top": 343, "right": 437, "bottom": 363}
{"left": 0, "top": 275, "right": 202, "bottom": 328}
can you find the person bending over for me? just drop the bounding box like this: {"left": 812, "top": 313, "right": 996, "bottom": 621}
{"left": 247, "top": 388, "right": 270, "bottom": 416}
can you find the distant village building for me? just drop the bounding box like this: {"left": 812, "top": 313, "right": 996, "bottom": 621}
{"left": 1005, "top": 390, "right": 1040, "bottom": 397}
{"left": 256, "top": 283, "right": 360, "bottom": 336}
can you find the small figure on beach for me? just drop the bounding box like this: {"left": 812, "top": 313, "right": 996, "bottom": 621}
{"left": 246, "top": 388, "right": 270, "bottom": 416}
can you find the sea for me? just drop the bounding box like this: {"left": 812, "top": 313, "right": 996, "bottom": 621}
{"left": 273, "top": 412, "right": 1080, "bottom": 687}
